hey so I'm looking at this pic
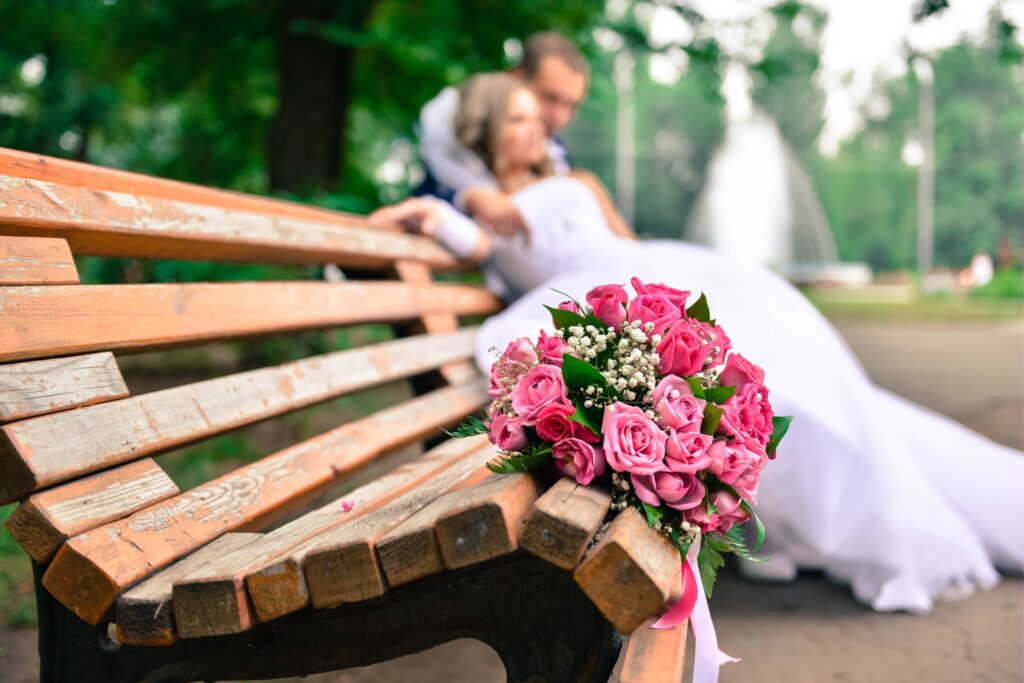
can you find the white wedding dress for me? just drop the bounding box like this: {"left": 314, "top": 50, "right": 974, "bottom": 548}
{"left": 447, "top": 175, "right": 1024, "bottom": 614}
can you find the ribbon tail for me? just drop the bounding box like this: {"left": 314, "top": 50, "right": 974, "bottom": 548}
{"left": 651, "top": 559, "right": 698, "bottom": 629}
{"left": 688, "top": 550, "right": 740, "bottom": 683}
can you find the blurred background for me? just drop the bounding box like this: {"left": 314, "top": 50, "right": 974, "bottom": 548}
{"left": 0, "top": 0, "right": 1021, "bottom": 681}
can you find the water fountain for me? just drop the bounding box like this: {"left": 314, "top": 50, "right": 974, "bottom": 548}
{"left": 685, "top": 68, "right": 871, "bottom": 285}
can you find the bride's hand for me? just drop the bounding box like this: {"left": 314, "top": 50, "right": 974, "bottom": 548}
{"left": 368, "top": 198, "right": 443, "bottom": 236}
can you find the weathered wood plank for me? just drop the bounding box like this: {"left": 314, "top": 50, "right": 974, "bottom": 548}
{"left": 0, "top": 235, "right": 78, "bottom": 285}
{"left": 0, "top": 280, "right": 498, "bottom": 363}
{"left": 573, "top": 507, "right": 680, "bottom": 635}
{"left": 170, "top": 436, "right": 489, "bottom": 637}
{"left": 0, "top": 175, "right": 458, "bottom": 268}
{"left": 616, "top": 573, "right": 688, "bottom": 683}
{"left": 0, "top": 147, "right": 401, "bottom": 232}
{"left": 42, "top": 380, "right": 488, "bottom": 625}
{"left": 393, "top": 260, "right": 480, "bottom": 386}
{"left": 301, "top": 446, "right": 495, "bottom": 612}
{"left": 0, "top": 328, "right": 480, "bottom": 503}
{"left": 434, "top": 473, "right": 540, "bottom": 570}
{"left": 0, "top": 352, "right": 128, "bottom": 423}
{"left": 520, "top": 478, "right": 612, "bottom": 571}
{"left": 116, "top": 533, "right": 262, "bottom": 646}
{"left": 4, "top": 458, "right": 178, "bottom": 564}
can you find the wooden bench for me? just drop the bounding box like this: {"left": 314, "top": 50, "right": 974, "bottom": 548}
{"left": 0, "top": 146, "right": 686, "bottom": 683}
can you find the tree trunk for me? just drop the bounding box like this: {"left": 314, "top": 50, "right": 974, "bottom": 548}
{"left": 268, "top": 0, "right": 375, "bottom": 194}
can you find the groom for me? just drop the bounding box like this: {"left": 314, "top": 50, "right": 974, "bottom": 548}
{"left": 416, "top": 32, "right": 589, "bottom": 238}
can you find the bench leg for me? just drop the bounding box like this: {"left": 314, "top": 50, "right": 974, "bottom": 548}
{"left": 34, "top": 554, "right": 621, "bottom": 683}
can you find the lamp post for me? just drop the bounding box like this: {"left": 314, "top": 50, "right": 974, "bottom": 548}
{"left": 912, "top": 56, "right": 935, "bottom": 279}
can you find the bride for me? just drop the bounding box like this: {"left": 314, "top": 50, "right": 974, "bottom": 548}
{"left": 371, "top": 72, "right": 1024, "bottom": 614}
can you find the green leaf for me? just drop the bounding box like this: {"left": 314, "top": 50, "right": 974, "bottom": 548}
{"left": 562, "top": 354, "right": 614, "bottom": 397}
{"left": 697, "top": 543, "right": 725, "bottom": 598}
{"left": 486, "top": 446, "right": 552, "bottom": 474}
{"left": 549, "top": 288, "right": 586, "bottom": 313}
{"left": 685, "top": 292, "right": 712, "bottom": 323}
{"left": 443, "top": 414, "right": 490, "bottom": 439}
{"left": 713, "top": 525, "right": 766, "bottom": 562}
{"left": 740, "top": 501, "right": 766, "bottom": 552}
{"left": 544, "top": 305, "right": 587, "bottom": 330}
{"left": 686, "top": 376, "right": 706, "bottom": 399}
{"left": 583, "top": 312, "right": 611, "bottom": 332}
{"left": 704, "top": 385, "right": 736, "bottom": 404}
{"left": 701, "top": 403, "right": 723, "bottom": 435}
{"left": 567, "top": 399, "right": 602, "bottom": 435}
{"left": 766, "top": 415, "right": 794, "bottom": 456}
{"left": 669, "top": 527, "right": 693, "bottom": 558}
{"left": 640, "top": 502, "right": 664, "bottom": 527}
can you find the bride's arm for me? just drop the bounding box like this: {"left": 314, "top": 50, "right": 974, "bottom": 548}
{"left": 369, "top": 198, "right": 492, "bottom": 262}
{"left": 569, "top": 170, "right": 638, "bottom": 240}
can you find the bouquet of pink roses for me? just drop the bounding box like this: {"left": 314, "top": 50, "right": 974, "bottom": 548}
{"left": 450, "top": 278, "right": 791, "bottom": 596}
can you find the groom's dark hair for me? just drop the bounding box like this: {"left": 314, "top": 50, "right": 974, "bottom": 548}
{"left": 521, "top": 32, "right": 589, "bottom": 83}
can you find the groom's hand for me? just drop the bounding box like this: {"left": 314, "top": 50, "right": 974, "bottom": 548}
{"left": 465, "top": 187, "right": 529, "bottom": 242}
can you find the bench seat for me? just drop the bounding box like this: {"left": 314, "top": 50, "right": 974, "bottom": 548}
{"left": 0, "top": 146, "right": 687, "bottom": 683}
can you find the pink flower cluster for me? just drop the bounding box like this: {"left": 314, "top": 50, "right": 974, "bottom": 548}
{"left": 484, "top": 278, "right": 780, "bottom": 537}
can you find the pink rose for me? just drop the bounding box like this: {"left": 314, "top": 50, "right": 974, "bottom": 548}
{"left": 553, "top": 438, "right": 606, "bottom": 485}
{"left": 632, "top": 470, "right": 705, "bottom": 511}
{"left": 664, "top": 429, "right": 714, "bottom": 473}
{"left": 487, "top": 338, "right": 537, "bottom": 399}
{"left": 628, "top": 293, "right": 681, "bottom": 336}
{"left": 586, "top": 284, "right": 628, "bottom": 329}
{"left": 601, "top": 403, "right": 666, "bottom": 475}
{"left": 536, "top": 329, "right": 569, "bottom": 366}
{"left": 719, "top": 384, "right": 774, "bottom": 447}
{"left": 719, "top": 352, "right": 765, "bottom": 390}
{"left": 558, "top": 300, "right": 582, "bottom": 314}
{"left": 651, "top": 375, "right": 705, "bottom": 431}
{"left": 707, "top": 324, "right": 732, "bottom": 367}
{"left": 630, "top": 277, "right": 691, "bottom": 309}
{"left": 487, "top": 362, "right": 504, "bottom": 399}
{"left": 707, "top": 440, "right": 767, "bottom": 503}
{"left": 688, "top": 489, "right": 751, "bottom": 534}
{"left": 510, "top": 364, "right": 570, "bottom": 426}
{"left": 657, "top": 318, "right": 712, "bottom": 377}
{"left": 489, "top": 413, "right": 527, "bottom": 452}
{"left": 504, "top": 337, "right": 538, "bottom": 366}
{"left": 535, "top": 403, "right": 599, "bottom": 444}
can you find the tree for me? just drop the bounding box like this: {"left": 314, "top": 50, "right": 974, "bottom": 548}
{"left": 750, "top": 0, "right": 827, "bottom": 160}
{"left": 816, "top": 16, "right": 1023, "bottom": 270}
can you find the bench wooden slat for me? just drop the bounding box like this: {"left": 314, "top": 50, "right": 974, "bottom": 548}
{"left": 0, "top": 235, "right": 79, "bottom": 285}
{"left": 0, "top": 328, "right": 481, "bottom": 503}
{"left": 4, "top": 458, "right": 178, "bottom": 564}
{"left": 0, "top": 175, "right": 456, "bottom": 268}
{"left": 246, "top": 440, "right": 492, "bottom": 625}
{"left": 520, "top": 477, "right": 612, "bottom": 571}
{"left": 0, "top": 352, "right": 129, "bottom": 423}
{"left": 42, "top": 379, "right": 488, "bottom": 625}
{"left": 0, "top": 147, "right": 397, "bottom": 231}
{"left": 170, "top": 435, "right": 489, "bottom": 638}
{"left": 301, "top": 446, "right": 495, "bottom": 612}
{"left": 434, "top": 473, "right": 540, "bottom": 570}
{"left": 0, "top": 280, "right": 498, "bottom": 364}
{"left": 116, "top": 533, "right": 262, "bottom": 646}
{"left": 616, "top": 573, "right": 688, "bottom": 683}
{"left": 394, "top": 261, "right": 479, "bottom": 386}
{"left": 573, "top": 507, "right": 680, "bottom": 634}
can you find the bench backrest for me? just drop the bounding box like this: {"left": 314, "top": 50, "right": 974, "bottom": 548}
{"left": 0, "top": 146, "right": 499, "bottom": 623}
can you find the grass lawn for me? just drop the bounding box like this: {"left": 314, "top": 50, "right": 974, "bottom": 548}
{"left": 804, "top": 287, "right": 1022, "bottom": 323}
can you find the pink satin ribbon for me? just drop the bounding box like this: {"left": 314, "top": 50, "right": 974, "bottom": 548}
{"left": 651, "top": 536, "right": 740, "bottom": 683}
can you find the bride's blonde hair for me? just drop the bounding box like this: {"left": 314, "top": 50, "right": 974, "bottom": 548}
{"left": 454, "top": 72, "right": 554, "bottom": 178}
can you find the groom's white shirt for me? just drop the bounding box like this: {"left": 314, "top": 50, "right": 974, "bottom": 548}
{"left": 418, "top": 86, "right": 570, "bottom": 211}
